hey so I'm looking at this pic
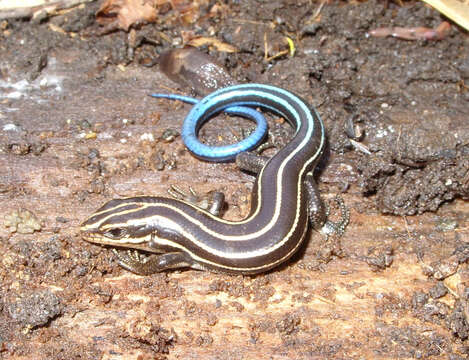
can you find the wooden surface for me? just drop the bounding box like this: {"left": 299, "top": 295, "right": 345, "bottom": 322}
{"left": 1, "top": 72, "right": 467, "bottom": 356}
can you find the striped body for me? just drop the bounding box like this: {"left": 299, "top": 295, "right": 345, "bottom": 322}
{"left": 81, "top": 84, "right": 326, "bottom": 274}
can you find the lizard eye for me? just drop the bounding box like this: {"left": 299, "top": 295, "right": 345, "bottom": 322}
{"left": 105, "top": 228, "right": 126, "bottom": 239}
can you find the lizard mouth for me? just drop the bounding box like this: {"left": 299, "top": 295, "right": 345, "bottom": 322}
{"left": 80, "top": 230, "right": 105, "bottom": 244}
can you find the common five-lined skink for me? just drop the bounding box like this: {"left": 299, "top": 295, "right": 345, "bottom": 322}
{"left": 80, "top": 84, "right": 348, "bottom": 274}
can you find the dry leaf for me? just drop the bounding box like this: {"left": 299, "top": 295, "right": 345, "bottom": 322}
{"left": 96, "top": 0, "right": 162, "bottom": 31}
{"left": 187, "top": 37, "right": 238, "bottom": 53}
{"left": 421, "top": 0, "right": 469, "bottom": 31}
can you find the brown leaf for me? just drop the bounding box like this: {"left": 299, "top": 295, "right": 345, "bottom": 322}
{"left": 187, "top": 37, "right": 238, "bottom": 53}
{"left": 96, "top": 0, "right": 162, "bottom": 31}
